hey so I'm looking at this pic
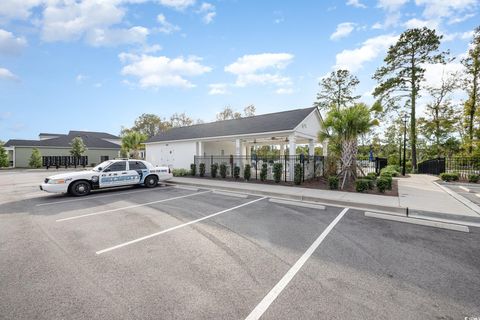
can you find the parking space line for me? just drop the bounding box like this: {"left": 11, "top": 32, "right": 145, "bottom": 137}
{"left": 269, "top": 198, "right": 326, "bottom": 210}
{"left": 459, "top": 186, "right": 470, "bottom": 192}
{"left": 56, "top": 190, "right": 211, "bottom": 222}
{"left": 244, "top": 207, "right": 349, "bottom": 320}
{"left": 96, "top": 197, "right": 267, "bottom": 255}
{"left": 36, "top": 186, "right": 175, "bottom": 207}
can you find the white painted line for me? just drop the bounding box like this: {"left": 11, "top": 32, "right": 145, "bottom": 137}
{"left": 269, "top": 198, "right": 326, "bottom": 210}
{"left": 476, "top": 193, "right": 480, "bottom": 198}
{"left": 56, "top": 190, "right": 211, "bottom": 222}
{"left": 434, "top": 182, "right": 480, "bottom": 216}
{"left": 37, "top": 186, "right": 174, "bottom": 207}
{"left": 212, "top": 190, "right": 249, "bottom": 198}
{"left": 459, "top": 186, "right": 470, "bottom": 192}
{"left": 174, "top": 185, "right": 199, "bottom": 191}
{"left": 96, "top": 197, "right": 267, "bottom": 255}
{"left": 245, "top": 207, "right": 349, "bottom": 320}
{"left": 365, "top": 211, "right": 469, "bottom": 232}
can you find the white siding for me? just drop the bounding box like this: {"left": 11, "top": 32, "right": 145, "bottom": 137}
{"left": 294, "top": 111, "right": 322, "bottom": 139}
{"left": 146, "top": 141, "right": 196, "bottom": 169}
{"left": 203, "top": 141, "right": 236, "bottom": 156}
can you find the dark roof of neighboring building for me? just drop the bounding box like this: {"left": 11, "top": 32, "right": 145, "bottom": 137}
{"left": 5, "top": 131, "right": 120, "bottom": 149}
{"left": 147, "top": 107, "right": 318, "bottom": 143}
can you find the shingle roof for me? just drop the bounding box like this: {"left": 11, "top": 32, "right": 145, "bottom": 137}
{"left": 5, "top": 131, "right": 120, "bottom": 149}
{"left": 147, "top": 107, "right": 318, "bottom": 143}
{"left": 68, "top": 131, "right": 120, "bottom": 139}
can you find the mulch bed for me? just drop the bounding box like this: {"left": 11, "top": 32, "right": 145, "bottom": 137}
{"left": 186, "top": 176, "right": 399, "bottom": 197}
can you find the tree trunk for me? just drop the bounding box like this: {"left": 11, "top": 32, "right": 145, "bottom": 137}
{"left": 340, "top": 138, "right": 357, "bottom": 189}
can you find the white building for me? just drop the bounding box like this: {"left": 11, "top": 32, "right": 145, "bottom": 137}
{"left": 145, "top": 107, "right": 324, "bottom": 180}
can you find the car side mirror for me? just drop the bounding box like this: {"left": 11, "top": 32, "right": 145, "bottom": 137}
{"left": 97, "top": 167, "right": 102, "bottom": 171}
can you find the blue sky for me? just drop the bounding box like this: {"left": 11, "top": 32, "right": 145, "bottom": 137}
{"left": 0, "top": 0, "right": 478, "bottom": 141}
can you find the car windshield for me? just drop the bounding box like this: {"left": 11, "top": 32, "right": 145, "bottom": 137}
{"left": 92, "top": 161, "right": 112, "bottom": 172}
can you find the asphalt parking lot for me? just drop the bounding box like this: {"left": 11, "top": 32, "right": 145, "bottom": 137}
{"left": 1, "top": 170, "right": 480, "bottom": 320}
{"left": 441, "top": 182, "right": 480, "bottom": 206}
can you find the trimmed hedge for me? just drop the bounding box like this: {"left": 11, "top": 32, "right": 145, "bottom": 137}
{"left": 233, "top": 166, "right": 240, "bottom": 179}
{"left": 260, "top": 163, "right": 268, "bottom": 181}
{"left": 172, "top": 168, "right": 189, "bottom": 177}
{"left": 199, "top": 163, "right": 205, "bottom": 177}
{"left": 355, "top": 179, "right": 369, "bottom": 193}
{"left": 468, "top": 174, "right": 479, "bottom": 183}
{"left": 190, "top": 163, "right": 196, "bottom": 176}
{"left": 220, "top": 164, "right": 227, "bottom": 178}
{"left": 377, "top": 177, "right": 389, "bottom": 193}
{"left": 294, "top": 163, "right": 302, "bottom": 185}
{"left": 211, "top": 163, "right": 218, "bottom": 178}
{"left": 328, "top": 176, "right": 339, "bottom": 190}
{"left": 273, "top": 163, "right": 283, "bottom": 183}
{"left": 440, "top": 172, "right": 459, "bottom": 182}
{"left": 244, "top": 164, "right": 251, "bottom": 181}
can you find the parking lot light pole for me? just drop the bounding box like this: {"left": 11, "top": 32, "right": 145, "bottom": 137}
{"left": 402, "top": 113, "right": 408, "bottom": 176}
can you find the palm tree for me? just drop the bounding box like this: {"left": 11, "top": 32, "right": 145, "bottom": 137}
{"left": 319, "top": 103, "right": 381, "bottom": 189}
{"left": 121, "top": 131, "right": 147, "bottom": 159}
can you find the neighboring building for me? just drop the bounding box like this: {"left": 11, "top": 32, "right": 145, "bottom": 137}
{"left": 4, "top": 130, "right": 121, "bottom": 168}
{"left": 144, "top": 107, "right": 324, "bottom": 178}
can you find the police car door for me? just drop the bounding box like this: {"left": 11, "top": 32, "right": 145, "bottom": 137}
{"left": 99, "top": 161, "right": 128, "bottom": 188}
{"left": 127, "top": 161, "right": 147, "bottom": 185}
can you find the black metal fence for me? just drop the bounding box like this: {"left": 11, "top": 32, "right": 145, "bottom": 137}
{"left": 192, "top": 155, "right": 385, "bottom": 182}
{"left": 418, "top": 157, "right": 480, "bottom": 179}
{"left": 43, "top": 156, "right": 88, "bottom": 169}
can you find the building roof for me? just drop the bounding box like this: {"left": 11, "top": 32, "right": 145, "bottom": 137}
{"left": 5, "top": 131, "right": 120, "bottom": 149}
{"left": 147, "top": 107, "right": 318, "bottom": 143}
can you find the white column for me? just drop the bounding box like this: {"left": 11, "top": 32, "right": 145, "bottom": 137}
{"left": 235, "top": 139, "right": 242, "bottom": 174}
{"left": 322, "top": 139, "right": 328, "bottom": 157}
{"left": 288, "top": 134, "right": 296, "bottom": 181}
{"left": 308, "top": 139, "right": 315, "bottom": 156}
{"left": 196, "top": 141, "right": 203, "bottom": 156}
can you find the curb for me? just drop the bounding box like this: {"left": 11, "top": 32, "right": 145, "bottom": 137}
{"left": 169, "top": 180, "right": 408, "bottom": 215}
{"left": 434, "top": 182, "right": 480, "bottom": 216}
{"left": 365, "top": 212, "right": 470, "bottom": 232}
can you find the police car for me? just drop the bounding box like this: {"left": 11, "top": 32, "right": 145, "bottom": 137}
{"left": 40, "top": 159, "right": 173, "bottom": 196}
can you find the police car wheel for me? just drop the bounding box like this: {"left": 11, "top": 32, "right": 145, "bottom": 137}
{"left": 70, "top": 181, "right": 91, "bottom": 196}
{"left": 144, "top": 175, "right": 158, "bottom": 188}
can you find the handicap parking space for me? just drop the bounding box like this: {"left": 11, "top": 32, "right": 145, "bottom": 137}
{"left": 2, "top": 180, "right": 480, "bottom": 320}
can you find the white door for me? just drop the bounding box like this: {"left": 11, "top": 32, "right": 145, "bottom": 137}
{"left": 99, "top": 161, "right": 129, "bottom": 188}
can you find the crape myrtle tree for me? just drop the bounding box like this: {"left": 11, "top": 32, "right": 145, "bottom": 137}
{"left": 462, "top": 26, "right": 480, "bottom": 155}
{"left": 319, "top": 103, "right": 381, "bottom": 189}
{"left": 373, "top": 27, "right": 446, "bottom": 171}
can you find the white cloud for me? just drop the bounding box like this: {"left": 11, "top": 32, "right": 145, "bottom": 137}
{"left": 403, "top": 18, "right": 439, "bottom": 29}
{"left": 0, "top": 0, "right": 43, "bottom": 20}
{"left": 415, "top": 0, "right": 478, "bottom": 19}
{"left": 141, "top": 44, "right": 162, "bottom": 53}
{"left": 346, "top": 0, "right": 367, "bottom": 8}
{"left": 76, "top": 73, "right": 88, "bottom": 83}
{"left": 157, "top": 14, "right": 180, "bottom": 34}
{"left": 158, "top": 0, "right": 196, "bottom": 10}
{"left": 330, "top": 22, "right": 356, "bottom": 40}
{"left": 373, "top": 0, "right": 408, "bottom": 29}
{"left": 197, "top": 2, "right": 216, "bottom": 24}
{"left": 208, "top": 83, "right": 229, "bottom": 95}
{"left": 443, "top": 30, "right": 474, "bottom": 42}
{"left": 0, "top": 67, "right": 18, "bottom": 81}
{"left": 448, "top": 13, "right": 475, "bottom": 24}
{"left": 276, "top": 87, "right": 294, "bottom": 94}
{"left": 0, "top": 29, "right": 27, "bottom": 55}
{"left": 85, "top": 26, "right": 149, "bottom": 46}
{"left": 225, "top": 53, "right": 294, "bottom": 92}
{"left": 423, "top": 61, "right": 465, "bottom": 89}
{"left": 119, "top": 53, "right": 211, "bottom": 88}
{"left": 377, "top": 0, "right": 409, "bottom": 11}
{"left": 334, "top": 34, "right": 398, "bottom": 72}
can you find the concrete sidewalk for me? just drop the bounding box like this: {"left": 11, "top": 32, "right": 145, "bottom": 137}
{"left": 171, "top": 174, "right": 480, "bottom": 217}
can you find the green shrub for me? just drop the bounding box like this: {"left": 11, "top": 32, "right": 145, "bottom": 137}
{"left": 380, "top": 171, "right": 393, "bottom": 178}
{"left": 199, "top": 163, "right": 205, "bottom": 177}
{"left": 380, "top": 165, "right": 399, "bottom": 177}
{"left": 355, "top": 179, "right": 369, "bottom": 193}
{"left": 385, "top": 176, "right": 393, "bottom": 190}
{"left": 468, "top": 174, "right": 479, "bottom": 183}
{"left": 220, "top": 164, "right": 227, "bottom": 178}
{"left": 190, "top": 163, "right": 196, "bottom": 176}
{"left": 377, "top": 177, "right": 389, "bottom": 193}
{"left": 440, "top": 172, "right": 459, "bottom": 182}
{"left": 211, "top": 163, "right": 218, "bottom": 178}
{"left": 172, "top": 168, "right": 189, "bottom": 177}
{"left": 233, "top": 166, "right": 240, "bottom": 179}
{"left": 273, "top": 163, "right": 283, "bottom": 183}
{"left": 328, "top": 176, "right": 339, "bottom": 190}
{"left": 367, "top": 172, "right": 377, "bottom": 179}
{"left": 29, "top": 148, "right": 42, "bottom": 168}
{"left": 294, "top": 163, "right": 302, "bottom": 185}
{"left": 244, "top": 164, "right": 251, "bottom": 181}
{"left": 260, "top": 163, "right": 268, "bottom": 181}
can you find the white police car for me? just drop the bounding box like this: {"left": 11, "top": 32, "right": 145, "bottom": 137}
{"left": 40, "top": 159, "right": 172, "bottom": 196}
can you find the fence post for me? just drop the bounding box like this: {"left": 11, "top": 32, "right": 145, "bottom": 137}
{"left": 284, "top": 155, "right": 287, "bottom": 182}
